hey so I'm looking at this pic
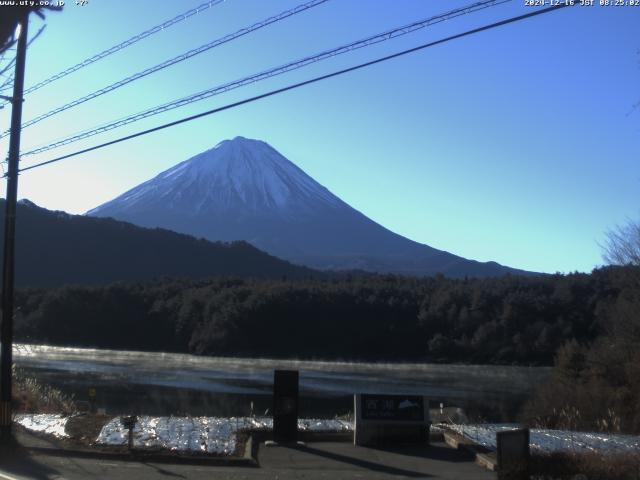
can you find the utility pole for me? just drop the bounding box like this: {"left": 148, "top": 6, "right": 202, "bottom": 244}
{"left": 0, "top": 11, "right": 29, "bottom": 444}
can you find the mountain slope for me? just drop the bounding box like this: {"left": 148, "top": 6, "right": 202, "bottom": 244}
{"left": 1, "top": 199, "right": 316, "bottom": 288}
{"left": 88, "top": 136, "right": 531, "bottom": 277}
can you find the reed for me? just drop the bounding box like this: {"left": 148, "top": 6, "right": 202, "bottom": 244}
{"left": 12, "top": 366, "right": 75, "bottom": 414}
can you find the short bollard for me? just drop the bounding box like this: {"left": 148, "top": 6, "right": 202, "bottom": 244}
{"left": 121, "top": 415, "right": 138, "bottom": 451}
{"left": 497, "top": 428, "right": 530, "bottom": 480}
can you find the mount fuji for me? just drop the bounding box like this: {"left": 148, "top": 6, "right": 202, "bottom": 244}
{"left": 88, "top": 136, "right": 529, "bottom": 277}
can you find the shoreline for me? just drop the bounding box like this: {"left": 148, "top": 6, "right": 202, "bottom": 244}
{"left": 14, "top": 343, "right": 554, "bottom": 373}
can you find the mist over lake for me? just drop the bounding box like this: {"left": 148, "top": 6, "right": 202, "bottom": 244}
{"left": 14, "top": 344, "right": 550, "bottom": 421}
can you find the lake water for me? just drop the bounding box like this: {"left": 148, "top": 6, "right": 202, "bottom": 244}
{"left": 14, "top": 344, "right": 550, "bottom": 421}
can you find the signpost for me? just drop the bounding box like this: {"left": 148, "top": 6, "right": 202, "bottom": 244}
{"left": 354, "top": 394, "right": 430, "bottom": 446}
{"left": 121, "top": 415, "right": 138, "bottom": 451}
{"left": 88, "top": 387, "right": 97, "bottom": 413}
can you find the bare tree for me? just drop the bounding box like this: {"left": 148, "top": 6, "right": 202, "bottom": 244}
{"left": 602, "top": 217, "right": 640, "bottom": 266}
{"left": 0, "top": 5, "right": 60, "bottom": 55}
{"left": 0, "top": 6, "right": 58, "bottom": 97}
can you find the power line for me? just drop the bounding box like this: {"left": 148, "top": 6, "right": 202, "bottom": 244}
{"left": 0, "top": 0, "right": 329, "bottom": 140}
{"left": 17, "top": 2, "right": 574, "bottom": 176}
{"left": 0, "top": 0, "right": 226, "bottom": 109}
{"left": 21, "top": 0, "right": 510, "bottom": 157}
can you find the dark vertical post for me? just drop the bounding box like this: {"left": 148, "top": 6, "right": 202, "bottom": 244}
{"left": 0, "top": 12, "right": 29, "bottom": 444}
{"left": 273, "top": 370, "right": 298, "bottom": 444}
{"left": 88, "top": 387, "right": 97, "bottom": 413}
{"left": 121, "top": 415, "right": 138, "bottom": 451}
{"left": 128, "top": 423, "right": 135, "bottom": 450}
{"left": 497, "top": 428, "right": 530, "bottom": 480}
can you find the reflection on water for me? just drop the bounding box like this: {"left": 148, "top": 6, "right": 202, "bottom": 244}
{"left": 14, "top": 344, "right": 550, "bottom": 421}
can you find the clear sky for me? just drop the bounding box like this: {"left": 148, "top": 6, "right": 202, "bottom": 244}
{"left": 0, "top": 0, "right": 638, "bottom": 274}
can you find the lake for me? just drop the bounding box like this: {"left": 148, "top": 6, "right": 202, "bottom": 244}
{"left": 14, "top": 344, "right": 550, "bottom": 421}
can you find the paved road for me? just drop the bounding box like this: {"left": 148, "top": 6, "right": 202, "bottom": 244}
{"left": 0, "top": 441, "right": 495, "bottom": 479}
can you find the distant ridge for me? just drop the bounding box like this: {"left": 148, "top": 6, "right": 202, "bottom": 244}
{"left": 88, "top": 136, "right": 534, "bottom": 278}
{"left": 1, "top": 199, "right": 316, "bottom": 288}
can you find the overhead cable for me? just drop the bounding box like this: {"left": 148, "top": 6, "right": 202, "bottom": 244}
{"left": 0, "top": 0, "right": 226, "bottom": 108}
{"left": 22, "top": 0, "right": 510, "bottom": 156}
{"left": 17, "top": 2, "right": 575, "bottom": 174}
{"left": 0, "top": 0, "right": 329, "bottom": 139}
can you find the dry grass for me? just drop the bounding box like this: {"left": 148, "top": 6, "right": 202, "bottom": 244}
{"left": 12, "top": 366, "right": 75, "bottom": 414}
{"left": 530, "top": 451, "right": 640, "bottom": 480}
{"left": 521, "top": 379, "right": 632, "bottom": 434}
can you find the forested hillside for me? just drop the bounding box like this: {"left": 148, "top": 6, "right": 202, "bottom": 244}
{"left": 0, "top": 199, "right": 317, "bottom": 287}
{"left": 14, "top": 266, "right": 638, "bottom": 365}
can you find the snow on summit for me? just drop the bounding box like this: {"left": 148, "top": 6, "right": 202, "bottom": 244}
{"left": 96, "top": 136, "right": 340, "bottom": 216}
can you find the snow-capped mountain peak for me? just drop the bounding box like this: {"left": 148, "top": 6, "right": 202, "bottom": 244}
{"left": 96, "top": 136, "right": 340, "bottom": 216}
{"left": 88, "top": 137, "right": 528, "bottom": 277}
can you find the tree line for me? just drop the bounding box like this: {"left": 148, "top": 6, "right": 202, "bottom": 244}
{"left": 12, "top": 265, "right": 638, "bottom": 366}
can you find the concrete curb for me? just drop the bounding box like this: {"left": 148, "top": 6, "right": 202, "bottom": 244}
{"left": 442, "top": 429, "right": 497, "bottom": 472}
{"left": 15, "top": 430, "right": 258, "bottom": 467}
{"left": 15, "top": 429, "right": 354, "bottom": 467}
{"left": 20, "top": 444, "right": 258, "bottom": 466}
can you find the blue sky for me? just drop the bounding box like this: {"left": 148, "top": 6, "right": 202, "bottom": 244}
{"left": 0, "top": 0, "right": 638, "bottom": 274}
